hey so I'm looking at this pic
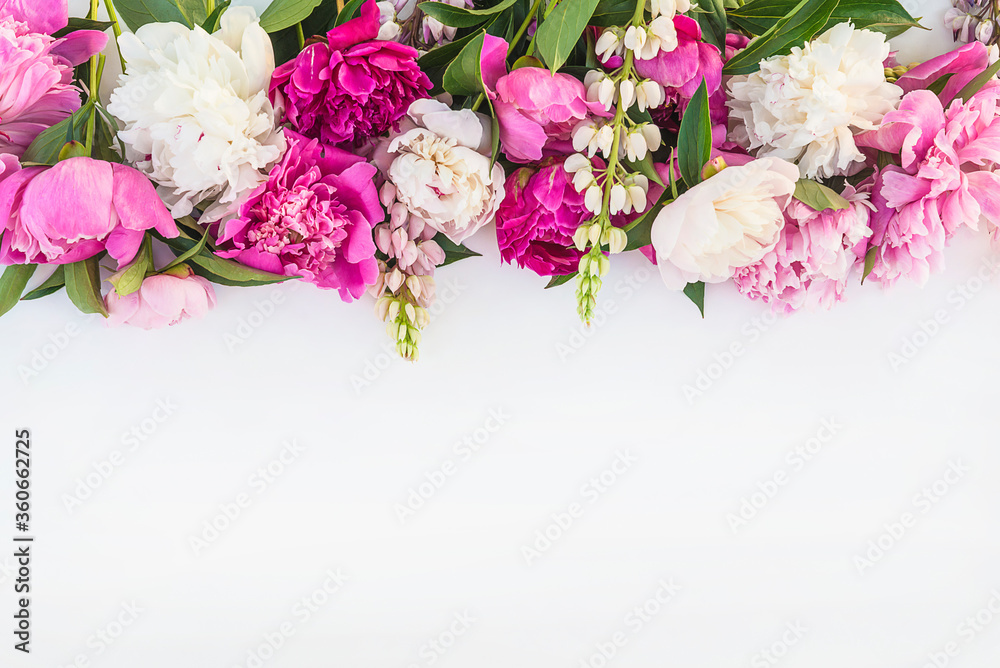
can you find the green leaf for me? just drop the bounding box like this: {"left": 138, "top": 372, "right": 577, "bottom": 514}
{"left": 21, "top": 267, "right": 65, "bottom": 301}
{"left": 623, "top": 191, "right": 672, "bottom": 252}
{"left": 793, "top": 179, "right": 850, "bottom": 211}
{"left": 683, "top": 281, "right": 706, "bottom": 317}
{"left": 22, "top": 105, "right": 91, "bottom": 165}
{"left": 161, "top": 235, "right": 295, "bottom": 286}
{"left": 162, "top": 228, "right": 210, "bottom": 272}
{"left": 488, "top": 96, "right": 501, "bottom": 171}
{"left": 419, "top": 0, "right": 519, "bottom": 28}
{"left": 259, "top": 0, "right": 323, "bottom": 32}
{"left": 53, "top": 17, "right": 113, "bottom": 37}
{"left": 861, "top": 245, "right": 878, "bottom": 284}
{"left": 334, "top": 0, "right": 368, "bottom": 25}
{"left": 590, "top": 0, "right": 634, "bottom": 26}
{"left": 173, "top": 0, "right": 208, "bottom": 27}
{"left": 65, "top": 256, "right": 108, "bottom": 317}
{"left": 419, "top": 29, "right": 483, "bottom": 69}
{"left": 443, "top": 31, "right": 487, "bottom": 97}
{"left": 697, "top": 0, "right": 728, "bottom": 51}
{"left": 677, "top": 78, "right": 712, "bottom": 187}
{"left": 623, "top": 153, "right": 664, "bottom": 188}
{"left": 114, "top": 0, "right": 191, "bottom": 30}
{"left": 723, "top": 0, "right": 839, "bottom": 75}
{"left": 301, "top": 0, "right": 339, "bottom": 35}
{"left": 545, "top": 272, "right": 577, "bottom": 288}
{"left": 202, "top": 0, "right": 232, "bottom": 31}
{"left": 435, "top": 234, "right": 482, "bottom": 267}
{"left": 0, "top": 264, "right": 36, "bottom": 317}
{"left": 58, "top": 141, "right": 89, "bottom": 161}
{"left": 728, "top": 0, "right": 922, "bottom": 38}
{"left": 956, "top": 59, "right": 1000, "bottom": 104}
{"left": 535, "top": 0, "right": 600, "bottom": 73}
{"left": 109, "top": 237, "right": 153, "bottom": 296}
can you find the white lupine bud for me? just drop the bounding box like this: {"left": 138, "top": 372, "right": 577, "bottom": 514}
{"left": 624, "top": 131, "right": 648, "bottom": 162}
{"left": 598, "top": 77, "right": 616, "bottom": 111}
{"left": 636, "top": 80, "right": 665, "bottom": 111}
{"left": 564, "top": 152, "right": 592, "bottom": 174}
{"left": 589, "top": 257, "right": 602, "bottom": 276}
{"left": 618, "top": 79, "right": 636, "bottom": 110}
{"left": 375, "top": 296, "right": 392, "bottom": 321}
{"left": 596, "top": 124, "right": 615, "bottom": 158}
{"left": 387, "top": 299, "right": 401, "bottom": 321}
{"left": 598, "top": 254, "right": 611, "bottom": 276}
{"left": 572, "top": 121, "right": 597, "bottom": 153}
{"left": 640, "top": 123, "right": 662, "bottom": 152}
{"left": 406, "top": 274, "right": 423, "bottom": 299}
{"left": 573, "top": 226, "right": 590, "bottom": 251}
{"left": 595, "top": 29, "right": 622, "bottom": 63}
{"left": 585, "top": 185, "right": 603, "bottom": 214}
{"left": 624, "top": 25, "right": 646, "bottom": 55}
{"left": 387, "top": 268, "right": 405, "bottom": 293}
{"left": 608, "top": 227, "right": 628, "bottom": 254}
{"left": 588, "top": 222, "right": 603, "bottom": 245}
{"left": 573, "top": 168, "right": 595, "bottom": 193}
{"left": 627, "top": 185, "right": 648, "bottom": 213}
{"left": 379, "top": 182, "right": 397, "bottom": 208}
{"left": 404, "top": 302, "right": 416, "bottom": 322}
{"left": 609, "top": 184, "right": 627, "bottom": 215}
{"left": 647, "top": 16, "right": 679, "bottom": 57}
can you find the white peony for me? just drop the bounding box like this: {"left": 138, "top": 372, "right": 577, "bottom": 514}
{"left": 727, "top": 23, "right": 902, "bottom": 179}
{"left": 374, "top": 98, "right": 505, "bottom": 244}
{"left": 650, "top": 158, "right": 799, "bottom": 290}
{"left": 107, "top": 7, "right": 285, "bottom": 222}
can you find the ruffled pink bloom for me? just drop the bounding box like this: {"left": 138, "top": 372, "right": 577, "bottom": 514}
{"left": 216, "top": 130, "right": 383, "bottom": 302}
{"left": 106, "top": 266, "right": 216, "bottom": 330}
{"left": 0, "top": 16, "right": 107, "bottom": 156}
{"left": 733, "top": 185, "right": 873, "bottom": 313}
{"left": 855, "top": 87, "right": 1000, "bottom": 284}
{"left": 0, "top": 156, "right": 178, "bottom": 266}
{"left": 269, "top": 0, "right": 431, "bottom": 147}
{"left": 480, "top": 34, "right": 611, "bottom": 163}
{"left": 896, "top": 42, "right": 995, "bottom": 105}
{"left": 0, "top": 0, "right": 68, "bottom": 34}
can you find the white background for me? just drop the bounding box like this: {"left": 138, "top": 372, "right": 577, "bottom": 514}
{"left": 3, "top": 1, "right": 1000, "bottom": 667}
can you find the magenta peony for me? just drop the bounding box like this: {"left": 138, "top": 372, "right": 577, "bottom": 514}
{"left": 0, "top": 0, "right": 69, "bottom": 35}
{"left": 106, "top": 265, "right": 217, "bottom": 330}
{"left": 0, "top": 156, "right": 178, "bottom": 267}
{"left": 896, "top": 41, "right": 996, "bottom": 105}
{"left": 733, "top": 185, "right": 873, "bottom": 313}
{"left": 480, "top": 34, "right": 612, "bottom": 163}
{"left": 0, "top": 16, "right": 107, "bottom": 156}
{"left": 855, "top": 86, "right": 1000, "bottom": 285}
{"left": 269, "top": 0, "right": 431, "bottom": 147}
{"left": 215, "top": 130, "right": 383, "bottom": 302}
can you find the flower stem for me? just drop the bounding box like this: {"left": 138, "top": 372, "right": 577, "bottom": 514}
{"left": 206, "top": 0, "right": 215, "bottom": 14}
{"left": 101, "top": 0, "right": 127, "bottom": 73}
{"left": 510, "top": 0, "right": 544, "bottom": 54}
{"left": 296, "top": 22, "right": 305, "bottom": 50}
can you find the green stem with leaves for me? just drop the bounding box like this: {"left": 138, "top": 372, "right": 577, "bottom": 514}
{"left": 101, "top": 0, "right": 127, "bottom": 73}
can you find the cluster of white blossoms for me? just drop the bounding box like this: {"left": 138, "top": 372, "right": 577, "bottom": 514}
{"left": 571, "top": 119, "right": 661, "bottom": 164}
{"left": 564, "top": 154, "right": 650, "bottom": 222}
{"left": 596, "top": 0, "right": 690, "bottom": 62}
{"left": 727, "top": 23, "right": 904, "bottom": 179}
{"left": 107, "top": 7, "right": 285, "bottom": 222}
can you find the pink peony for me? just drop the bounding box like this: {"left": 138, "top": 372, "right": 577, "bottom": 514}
{"left": 855, "top": 87, "right": 1000, "bottom": 285}
{"left": 106, "top": 266, "right": 217, "bottom": 330}
{"left": 634, "top": 16, "right": 724, "bottom": 104}
{"left": 215, "top": 130, "right": 383, "bottom": 302}
{"left": 896, "top": 42, "right": 996, "bottom": 105}
{"left": 0, "top": 156, "right": 178, "bottom": 266}
{"left": 0, "top": 16, "right": 107, "bottom": 156}
{"left": 733, "top": 185, "right": 873, "bottom": 313}
{"left": 0, "top": 0, "right": 68, "bottom": 35}
{"left": 480, "top": 34, "right": 611, "bottom": 163}
{"left": 269, "top": 0, "right": 431, "bottom": 147}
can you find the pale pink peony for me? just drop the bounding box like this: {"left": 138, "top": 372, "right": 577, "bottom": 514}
{"left": 216, "top": 130, "right": 383, "bottom": 302}
{"left": 106, "top": 266, "right": 217, "bottom": 330}
{"left": 733, "top": 185, "right": 873, "bottom": 313}
{"left": 0, "top": 156, "right": 178, "bottom": 267}
{"left": 480, "top": 34, "right": 611, "bottom": 163}
{"left": 0, "top": 16, "right": 107, "bottom": 156}
{"left": 0, "top": 0, "right": 69, "bottom": 35}
{"left": 855, "top": 86, "right": 1000, "bottom": 285}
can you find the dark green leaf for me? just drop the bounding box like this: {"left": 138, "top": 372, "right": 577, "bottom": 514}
{"left": 110, "top": 237, "right": 152, "bottom": 296}
{"left": 435, "top": 234, "right": 482, "bottom": 267}
{"left": 163, "top": 229, "right": 210, "bottom": 271}
{"left": 677, "top": 78, "right": 712, "bottom": 187}
{"left": 114, "top": 0, "right": 191, "bottom": 30}
{"left": 22, "top": 106, "right": 91, "bottom": 165}
{"left": 334, "top": 0, "right": 368, "bottom": 25}
{"left": 723, "top": 0, "right": 839, "bottom": 75}
{"left": 162, "top": 235, "right": 295, "bottom": 286}
{"left": 202, "top": 0, "right": 232, "bottom": 31}
{"left": 260, "top": 0, "right": 323, "bottom": 32}
{"left": 443, "top": 31, "right": 486, "bottom": 97}
{"left": 545, "top": 272, "right": 577, "bottom": 288}
{"left": 956, "top": 60, "right": 1000, "bottom": 103}
{"left": 623, "top": 191, "right": 671, "bottom": 252}
{"left": 65, "top": 256, "right": 108, "bottom": 317}
{"left": 683, "top": 281, "right": 705, "bottom": 317}
{"left": 623, "top": 154, "right": 664, "bottom": 187}
{"left": 53, "top": 17, "right": 113, "bottom": 37}
{"left": 21, "top": 266, "right": 66, "bottom": 301}
{"left": 301, "top": 0, "right": 339, "bottom": 35}
{"left": 728, "top": 0, "right": 922, "bottom": 38}
{"left": 590, "top": 0, "right": 634, "bottom": 26}
{"left": 0, "top": 264, "right": 36, "bottom": 317}
{"left": 419, "top": 0, "right": 519, "bottom": 28}
{"left": 419, "top": 28, "right": 483, "bottom": 69}
{"left": 174, "top": 0, "right": 208, "bottom": 27}
{"left": 793, "top": 179, "right": 850, "bottom": 211}
{"left": 927, "top": 72, "right": 955, "bottom": 97}
{"left": 270, "top": 25, "right": 302, "bottom": 66}
{"left": 535, "top": 0, "right": 600, "bottom": 73}
{"left": 697, "top": 0, "right": 728, "bottom": 51}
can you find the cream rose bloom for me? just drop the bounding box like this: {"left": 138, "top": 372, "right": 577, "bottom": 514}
{"left": 727, "top": 23, "right": 902, "bottom": 179}
{"left": 374, "top": 98, "right": 505, "bottom": 244}
{"left": 107, "top": 7, "right": 285, "bottom": 222}
{"left": 650, "top": 157, "right": 799, "bottom": 289}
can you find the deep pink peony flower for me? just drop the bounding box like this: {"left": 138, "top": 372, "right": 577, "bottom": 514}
{"left": 855, "top": 87, "right": 1000, "bottom": 284}
{"left": 733, "top": 185, "right": 873, "bottom": 313}
{"left": 0, "top": 0, "right": 68, "bottom": 34}
{"left": 269, "top": 0, "right": 431, "bottom": 147}
{"left": 105, "top": 265, "right": 216, "bottom": 330}
{"left": 0, "top": 156, "right": 178, "bottom": 266}
{"left": 0, "top": 16, "right": 107, "bottom": 156}
{"left": 896, "top": 42, "right": 996, "bottom": 105}
{"left": 216, "top": 130, "right": 383, "bottom": 302}
{"left": 480, "top": 34, "right": 611, "bottom": 163}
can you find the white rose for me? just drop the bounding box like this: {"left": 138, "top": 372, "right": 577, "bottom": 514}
{"left": 727, "top": 23, "right": 902, "bottom": 179}
{"left": 375, "top": 98, "right": 505, "bottom": 244}
{"left": 650, "top": 157, "right": 799, "bottom": 289}
{"left": 107, "top": 7, "right": 285, "bottom": 222}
